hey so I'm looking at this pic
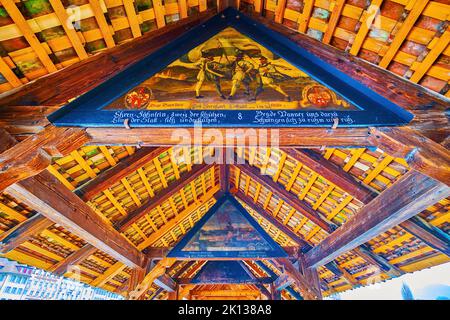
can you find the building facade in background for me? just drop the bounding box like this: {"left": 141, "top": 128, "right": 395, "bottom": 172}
{"left": 0, "top": 258, "right": 123, "bottom": 300}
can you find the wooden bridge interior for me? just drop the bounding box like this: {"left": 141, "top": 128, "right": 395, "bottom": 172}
{"left": 0, "top": 0, "right": 449, "bottom": 300}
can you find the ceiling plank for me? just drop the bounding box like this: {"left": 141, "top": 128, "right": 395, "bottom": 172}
{"left": 369, "top": 127, "right": 450, "bottom": 185}
{"left": 0, "top": 10, "right": 216, "bottom": 108}
{"left": 116, "top": 164, "right": 215, "bottom": 231}
{"left": 304, "top": 170, "right": 450, "bottom": 268}
{"left": 283, "top": 147, "right": 449, "bottom": 258}
{"left": 235, "top": 161, "right": 334, "bottom": 232}
{"left": 128, "top": 258, "right": 176, "bottom": 300}
{"left": 276, "top": 258, "right": 320, "bottom": 300}
{"left": 76, "top": 147, "right": 168, "bottom": 201}
{"left": 5, "top": 170, "right": 147, "bottom": 268}
{"left": 154, "top": 273, "right": 177, "bottom": 292}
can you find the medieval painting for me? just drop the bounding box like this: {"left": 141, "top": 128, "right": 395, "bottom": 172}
{"left": 168, "top": 196, "right": 287, "bottom": 258}
{"left": 103, "top": 27, "right": 358, "bottom": 111}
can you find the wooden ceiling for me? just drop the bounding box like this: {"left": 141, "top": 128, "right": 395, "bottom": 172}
{"left": 0, "top": 0, "right": 449, "bottom": 300}
{"left": 0, "top": 0, "right": 448, "bottom": 98}
{"left": 0, "top": 144, "right": 448, "bottom": 299}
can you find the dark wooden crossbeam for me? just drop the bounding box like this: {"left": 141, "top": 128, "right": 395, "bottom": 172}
{"left": 0, "top": 213, "right": 54, "bottom": 254}
{"left": 239, "top": 261, "right": 272, "bottom": 299}
{"left": 0, "top": 128, "right": 16, "bottom": 153}
{"left": 234, "top": 190, "right": 309, "bottom": 248}
{"left": 304, "top": 170, "right": 450, "bottom": 268}
{"left": 116, "top": 163, "right": 214, "bottom": 231}
{"left": 154, "top": 273, "right": 177, "bottom": 292}
{"left": 76, "top": 147, "right": 168, "bottom": 201}
{"left": 87, "top": 127, "right": 373, "bottom": 148}
{"left": 276, "top": 258, "right": 321, "bottom": 300}
{"left": 5, "top": 170, "right": 147, "bottom": 268}
{"left": 235, "top": 162, "right": 334, "bottom": 232}
{"left": 0, "top": 126, "right": 89, "bottom": 192}
{"left": 49, "top": 244, "right": 97, "bottom": 276}
{"left": 400, "top": 216, "right": 450, "bottom": 256}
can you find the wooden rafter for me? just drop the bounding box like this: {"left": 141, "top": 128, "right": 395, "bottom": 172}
{"left": 235, "top": 161, "right": 334, "bottom": 232}
{"left": 304, "top": 170, "right": 450, "bottom": 268}
{"left": 283, "top": 147, "right": 450, "bottom": 258}
{"left": 76, "top": 147, "right": 168, "bottom": 201}
{"left": 5, "top": 171, "right": 147, "bottom": 268}
{"left": 0, "top": 214, "right": 54, "bottom": 254}
{"left": 116, "top": 164, "right": 215, "bottom": 231}
{"left": 0, "top": 126, "right": 89, "bottom": 192}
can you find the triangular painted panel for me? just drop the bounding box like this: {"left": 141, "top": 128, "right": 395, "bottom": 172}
{"left": 101, "top": 27, "right": 359, "bottom": 112}
{"left": 190, "top": 261, "right": 254, "bottom": 284}
{"left": 48, "top": 8, "right": 413, "bottom": 127}
{"left": 167, "top": 194, "right": 288, "bottom": 258}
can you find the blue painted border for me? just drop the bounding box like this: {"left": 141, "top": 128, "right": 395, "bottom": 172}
{"left": 167, "top": 194, "right": 288, "bottom": 259}
{"left": 48, "top": 8, "right": 413, "bottom": 128}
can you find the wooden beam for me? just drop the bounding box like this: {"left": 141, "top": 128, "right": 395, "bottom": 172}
{"left": 48, "top": 0, "right": 89, "bottom": 60}
{"left": 86, "top": 128, "right": 374, "bottom": 148}
{"left": 49, "top": 244, "right": 97, "bottom": 276}
{"left": 0, "top": 128, "right": 16, "bottom": 153}
{"left": 298, "top": 0, "right": 314, "bottom": 33}
{"left": 322, "top": 0, "right": 345, "bottom": 44}
{"left": 283, "top": 147, "right": 449, "bottom": 262}
{"left": 76, "top": 147, "right": 168, "bottom": 201}
{"left": 304, "top": 170, "right": 450, "bottom": 268}
{"left": 369, "top": 127, "right": 450, "bottom": 184}
{"left": 281, "top": 148, "right": 377, "bottom": 203}
{"left": 0, "top": 126, "right": 90, "bottom": 192}
{"left": 400, "top": 216, "right": 450, "bottom": 256}
{"left": 154, "top": 273, "right": 177, "bottom": 292}
{"left": 5, "top": 170, "right": 147, "bottom": 268}
{"left": 88, "top": 0, "right": 116, "bottom": 48}
{"left": 276, "top": 258, "right": 320, "bottom": 300}
{"left": 116, "top": 164, "right": 215, "bottom": 231}
{"left": 128, "top": 258, "right": 176, "bottom": 299}
{"left": 349, "top": 0, "right": 384, "bottom": 56}
{"left": 236, "top": 162, "right": 334, "bottom": 232}
{"left": 378, "top": 0, "right": 430, "bottom": 68}
{"left": 91, "top": 262, "right": 127, "bottom": 287}
{"left": 235, "top": 190, "right": 308, "bottom": 248}
{"left": 0, "top": 57, "right": 22, "bottom": 88}
{"left": 299, "top": 256, "right": 322, "bottom": 299}
{"left": 353, "top": 245, "right": 402, "bottom": 277}
{"left": 144, "top": 247, "right": 171, "bottom": 260}
{"left": 0, "top": 214, "right": 53, "bottom": 254}
{"left": 127, "top": 267, "right": 146, "bottom": 297}
{"left": 239, "top": 261, "right": 272, "bottom": 299}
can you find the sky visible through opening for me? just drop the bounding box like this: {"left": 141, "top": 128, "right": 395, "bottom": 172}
{"left": 328, "top": 262, "right": 450, "bottom": 300}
